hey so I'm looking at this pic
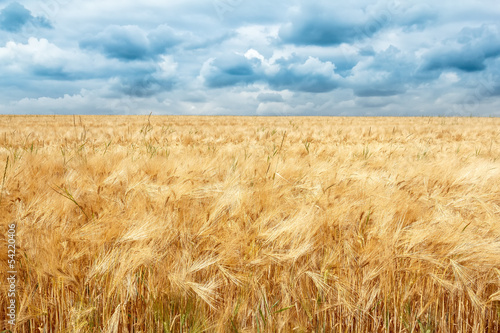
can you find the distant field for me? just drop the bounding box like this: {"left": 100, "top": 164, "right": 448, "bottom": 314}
{"left": 1, "top": 115, "right": 500, "bottom": 332}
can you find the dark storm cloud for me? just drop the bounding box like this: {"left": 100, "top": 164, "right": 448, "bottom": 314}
{"left": 0, "top": 2, "right": 52, "bottom": 32}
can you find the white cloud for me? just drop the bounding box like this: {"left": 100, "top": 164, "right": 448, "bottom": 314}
{"left": 155, "top": 55, "right": 178, "bottom": 79}
{"left": 244, "top": 48, "right": 280, "bottom": 75}
{"left": 0, "top": 38, "right": 65, "bottom": 67}
{"left": 291, "top": 56, "right": 337, "bottom": 76}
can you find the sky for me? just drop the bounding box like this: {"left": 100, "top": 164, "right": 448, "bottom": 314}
{"left": 0, "top": 0, "right": 500, "bottom": 116}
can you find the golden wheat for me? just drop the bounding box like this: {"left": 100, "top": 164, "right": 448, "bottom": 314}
{"left": 1, "top": 115, "right": 500, "bottom": 332}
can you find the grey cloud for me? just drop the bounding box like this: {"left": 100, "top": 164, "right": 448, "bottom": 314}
{"left": 0, "top": 2, "right": 52, "bottom": 32}
{"left": 423, "top": 24, "right": 500, "bottom": 72}
{"left": 355, "top": 96, "right": 395, "bottom": 108}
{"left": 184, "top": 31, "right": 236, "bottom": 50}
{"left": 183, "top": 92, "right": 207, "bottom": 103}
{"left": 117, "top": 75, "right": 175, "bottom": 97}
{"left": 203, "top": 53, "right": 340, "bottom": 93}
{"left": 279, "top": 5, "right": 378, "bottom": 46}
{"left": 80, "top": 24, "right": 184, "bottom": 61}
{"left": 278, "top": 2, "right": 441, "bottom": 47}
{"left": 398, "top": 3, "right": 438, "bottom": 31}
{"left": 354, "top": 87, "right": 405, "bottom": 97}
{"left": 202, "top": 54, "right": 260, "bottom": 88}
{"left": 110, "top": 59, "right": 178, "bottom": 97}
{"left": 32, "top": 65, "right": 73, "bottom": 80}
{"left": 147, "top": 24, "right": 184, "bottom": 54}
{"left": 358, "top": 46, "right": 375, "bottom": 56}
{"left": 268, "top": 67, "right": 339, "bottom": 93}
{"left": 348, "top": 46, "right": 421, "bottom": 97}
{"left": 80, "top": 25, "right": 149, "bottom": 60}
{"left": 257, "top": 92, "right": 284, "bottom": 103}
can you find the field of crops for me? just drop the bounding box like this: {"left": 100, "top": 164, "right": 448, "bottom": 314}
{"left": 1, "top": 115, "right": 500, "bottom": 332}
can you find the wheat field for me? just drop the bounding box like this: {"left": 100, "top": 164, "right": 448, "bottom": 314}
{"left": 1, "top": 115, "right": 500, "bottom": 332}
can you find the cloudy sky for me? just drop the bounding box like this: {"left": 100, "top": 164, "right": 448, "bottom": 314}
{"left": 1, "top": 0, "right": 500, "bottom": 116}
